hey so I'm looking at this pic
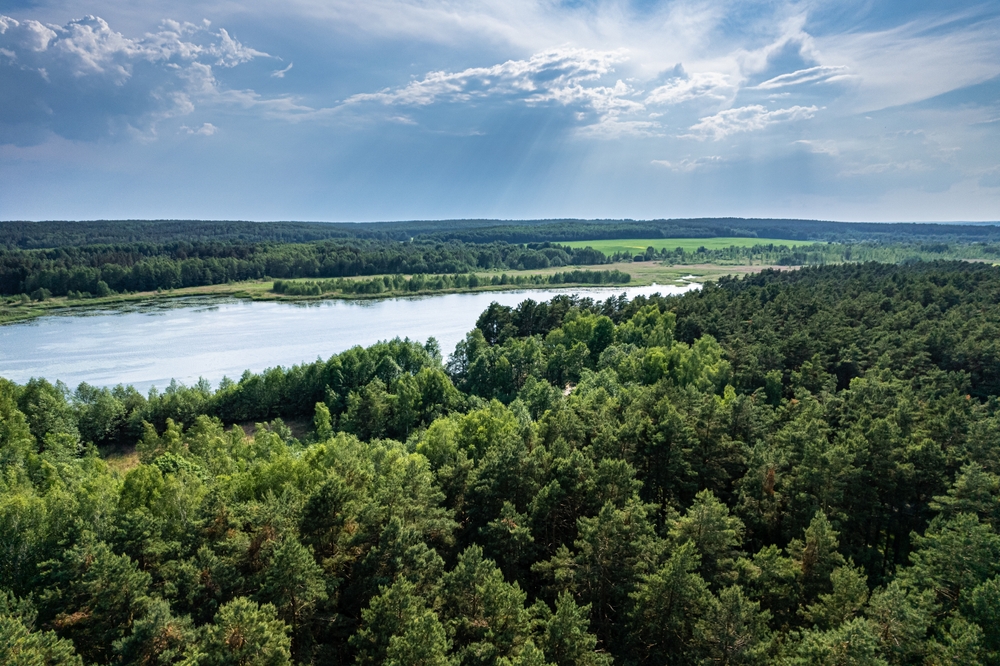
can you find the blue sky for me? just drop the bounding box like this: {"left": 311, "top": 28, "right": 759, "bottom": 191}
{"left": 1, "top": 0, "right": 998, "bottom": 222}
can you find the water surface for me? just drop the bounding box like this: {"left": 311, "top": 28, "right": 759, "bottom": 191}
{"left": 0, "top": 284, "right": 697, "bottom": 391}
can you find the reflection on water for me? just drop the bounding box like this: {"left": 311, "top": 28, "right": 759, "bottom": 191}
{"left": 0, "top": 284, "right": 699, "bottom": 391}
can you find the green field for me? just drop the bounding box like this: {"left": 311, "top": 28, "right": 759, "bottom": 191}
{"left": 563, "top": 237, "right": 819, "bottom": 255}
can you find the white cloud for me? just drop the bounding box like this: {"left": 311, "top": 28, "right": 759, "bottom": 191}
{"left": 180, "top": 61, "right": 316, "bottom": 120}
{"left": 753, "top": 65, "right": 850, "bottom": 90}
{"left": 645, "top": 71, "right": 733, "bottom": 105}
{"left": 686, "top": 104, "right": 819, "bottom": 140}
{"left": 209, "top": 28, "right": 267, "bottom": 67}
{"left": 652, "top": 155, "right": 724, "bottom": 171}
{"left": 287, "top": 0, "right": 1000, "bottom": 121}
{"left": 344, "top": 47, "right": 652, "bottom": 132}
{"left": 346, "top": 47, "right": 629, "bottom": 106}
{"left": 181, "top": 122, "right": 217, "bottom": 136}
{"left": 577, "top": 117, "right": 661, "bottom": 139}
{"left": 0, "top": 15, "right": 267, "bottom": 79}
{"left": 3, "top": 1, "right": 997, "bottom": 160}
{"left": 733, "top": 14, "right": 821, "bottom": 79}
{"left": 815, "top": 9, "right": 1000, "bottom": 111}
{"left": 0, "top": 14, "right": 271, "bottom": 143}
{"left": 277, "top": 0, "right": 740, "bottom": 88}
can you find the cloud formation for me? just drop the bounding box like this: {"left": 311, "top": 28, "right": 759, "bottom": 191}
{"left": 645, "top": 70, "right": 734, "bottom": 106}
{"left": 753, "top": 65, "right": 850, "bottom": 90}
{"left": 347, "top": 47, "right": 636, "bottom": 109}
{"left": 686, "top": 104, "right": 819, "bottom": 140}
{"left": 181, "top": 122, "right": 217, "bottom": 136}
{"left": 2, "top": 1, "right": 999, "bottom": 221}
{"left": 0, "top": 15, "right": 268, "bottom": 143}
{"left": 652, "top": 156, "right": 725, "bottom": 172}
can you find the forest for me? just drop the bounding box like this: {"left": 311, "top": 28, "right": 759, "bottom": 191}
{"left": 0, "top": 241, "right": 609, "bottom": 299}
{"left": 4, "top": 260, "right": 1000, "bottom": 665}
{"left": 5, "top": 218, "right": 1000, "bottom": 250}
{"left": 3, "top": 218, "right": 1000, "bottom": 302}
{"left": 4, "top": 230, "right": 1000, "bottom": 302}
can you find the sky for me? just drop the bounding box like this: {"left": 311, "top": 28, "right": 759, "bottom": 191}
{"left": 1, "top": 0, "right": 999, "bottom": 223}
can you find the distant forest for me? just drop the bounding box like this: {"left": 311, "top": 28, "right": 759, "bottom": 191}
{"left": 0, "top": 241, "right": 608, "bottom": 298}
{"left": 2, "top": 217, "right": 1000, "bottom": 249}
{"left": 1, "top": 218, "right": 999, "bottom": 299}
{"left": 4, "top": 262, "right": 1000, "bottom": 665}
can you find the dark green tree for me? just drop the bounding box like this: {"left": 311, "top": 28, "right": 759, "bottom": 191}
{"left": 257, "top": 537, "right": 327, "bottom": 661}
{"left": 693, "top": 585, "right": 772, "bottom": 666}
{"left": 437, "top": 545, "right": 532, "bottom": 665}
{"left": 537, "top": 591, "right": 611, "bottom": 666}
{"left": 628, "top": 541, "right": 714, "bottom": 665}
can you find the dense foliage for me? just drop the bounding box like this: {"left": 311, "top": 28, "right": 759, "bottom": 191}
{"left": 272, "top": 270, "right": 630, "bottom": 296}
{"left": 418, "top": 219, "right": 1000, "bottom": 245}
{"left": 0, "top": 241, "right": 607, "bottom": 298}
{"left": 4, "top": 261, "right": 1000, "bottom": 665}
{"left": 3, "top": 217, "right": 1000, "bottom": 300}
{"left": 4, "top": 218, "right": 1000, "bottom": 250}
{"left": 5, "top": 233, "right": 999, "bottom": 304}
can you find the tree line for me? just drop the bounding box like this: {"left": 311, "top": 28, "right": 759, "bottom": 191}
{"left": 3, "top": 261, "right": 1000, "bottom": 664}
{"left": 416, "top": 219, "right": 1000, "bottom": 245}
{"left": 0, "top": 241, "right": 608, "bottom": 298}
{"left": 272, "top": 270, "right": 631, "bottom": 296}
{"left": 607, "top": 242, "right": 1000, "bottom": 266}
{"left": 8, "top": 233, "right": 1000, "bottom": 304}
{"left": 6, "top": 218, "right": 1000, "bottom": 250}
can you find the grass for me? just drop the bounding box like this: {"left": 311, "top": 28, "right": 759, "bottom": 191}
{"left": 562, "top": 237, "right": 819, "bottom": 255}
{"left": 100, "top": 448, "right": 140, "bottom": 475}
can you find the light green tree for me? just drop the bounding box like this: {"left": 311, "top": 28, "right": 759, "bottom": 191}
{"left": 800, "top": 564, "right": 869, "bottom": 629}
{"left": 538, "top": 591, "right": 611, "bottom": 666}
{"left": 671, "top": 490, "right": 746, "bottom": 586}
{"left": 351, "top": 579, "right": 447, "bottom": 666}
{"left": 194, "top": 598, "right": 291, "bottom": 666}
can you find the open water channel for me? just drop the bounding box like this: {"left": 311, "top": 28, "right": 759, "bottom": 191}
{"left": 0, "top": 284, "right": 698, "bottom": 391}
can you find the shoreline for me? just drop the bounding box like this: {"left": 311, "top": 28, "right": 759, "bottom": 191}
{"left": 0, "top": 261, "right": 784, "bottom": 326}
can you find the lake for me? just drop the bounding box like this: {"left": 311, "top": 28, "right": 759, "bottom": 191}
{"left": 0, "top": 284, "right": 698, "bottom": 391}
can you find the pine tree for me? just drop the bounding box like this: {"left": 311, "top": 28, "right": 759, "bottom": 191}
{"left": 670, "top": 490, "right": 746, "bottom": 587}
{"left": 694, "top": 585, "right": 772, "bottom": 666}
{"left": 628, "top": 541, "right": 713, "bottom": 665}
{"left": 800, "top": 565, "right": 869, "bottom": 629}
{"left": 194, "top": 598, "right": 291, "bottom": 666}
{"left": 437, "top": 545, "right": 532, "bottom": 665}
{"left": 538, "top": 591, "right": 611, "bottom": 666}
{"left": 787, "top": 512, "right": 845, "bottom": 605}
{"left": 257, "top": 537, "right": 327, "bottom": 661}
{"left": 351, "top": 579, "right": 446, "bottom": 666}
{"left": 384, "top": 610, "right": 451, "bottom": 666}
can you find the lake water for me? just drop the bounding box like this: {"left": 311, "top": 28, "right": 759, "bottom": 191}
{"left": 0, "top": 284, "right": 698, "bottom": 391}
